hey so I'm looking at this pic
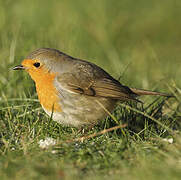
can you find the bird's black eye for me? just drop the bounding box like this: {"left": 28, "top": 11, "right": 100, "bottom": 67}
{"left": 33, "top": 62, "right": 40, "bottom": 68}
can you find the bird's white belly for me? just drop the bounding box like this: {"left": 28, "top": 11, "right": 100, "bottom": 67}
{"left": 42, "top": 90, "right": 117, "bottom": 127}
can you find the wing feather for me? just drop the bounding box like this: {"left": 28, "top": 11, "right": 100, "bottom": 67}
{"left": 56, "top": 72, "right": 139, "bottom": 102}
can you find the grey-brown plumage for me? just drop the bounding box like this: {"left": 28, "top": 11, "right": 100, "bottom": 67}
{"left": 27, "top": 48, "right": 171, "bottom": 100}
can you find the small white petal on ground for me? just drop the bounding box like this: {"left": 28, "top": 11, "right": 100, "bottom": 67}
{"left": 162, "top": 138, "right": 173, "bottom": 144}
{"left": 38, "top": 137, "right": 57, "bottom": 149}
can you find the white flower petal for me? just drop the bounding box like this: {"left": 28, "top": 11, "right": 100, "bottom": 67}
{"left": 38, "top": 137, "right": 57, "bottom": 149}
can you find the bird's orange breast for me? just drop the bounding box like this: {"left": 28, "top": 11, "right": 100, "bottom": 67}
{"left": 28, "top": 67, "right": 62, "bottom": 113}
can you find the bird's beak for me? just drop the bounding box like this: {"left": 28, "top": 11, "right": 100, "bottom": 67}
{"left": 12, "top": 65, "right": 25, "bottom": 70}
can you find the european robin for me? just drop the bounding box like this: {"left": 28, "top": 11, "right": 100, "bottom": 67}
{"left": 13, "top": 48, "right": 172, "bottom": 127}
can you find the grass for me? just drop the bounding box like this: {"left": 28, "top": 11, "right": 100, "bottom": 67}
{"left": 0, "top": 0, "right": 181, "bottom": 179}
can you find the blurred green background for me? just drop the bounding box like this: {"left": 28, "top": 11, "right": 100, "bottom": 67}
{"left": 0, "top": 0, "right": 181, "bottom": 97}
{"left": 0, "top": 0, "right": 180, "bottom": 179}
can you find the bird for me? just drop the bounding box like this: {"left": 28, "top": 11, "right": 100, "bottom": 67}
{"left": 13, "top": 48, "right": 172, "bottom": 127}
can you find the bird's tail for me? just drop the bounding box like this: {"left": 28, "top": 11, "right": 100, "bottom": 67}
{"left": 130, "top": 88, "right": 174, "bottom": 98}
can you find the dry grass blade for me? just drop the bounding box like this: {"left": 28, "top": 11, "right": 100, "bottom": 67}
{"left": 57, "top": 124, "right": 127, "bottom": 144}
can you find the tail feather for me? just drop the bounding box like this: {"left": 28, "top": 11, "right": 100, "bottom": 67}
{"left": 130, "top": 88, "right": 174, "bottom": 97}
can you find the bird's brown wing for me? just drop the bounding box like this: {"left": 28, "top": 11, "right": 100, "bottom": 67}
{"left": 55, "top": 70, "right": 139, "bottom": 102}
